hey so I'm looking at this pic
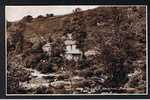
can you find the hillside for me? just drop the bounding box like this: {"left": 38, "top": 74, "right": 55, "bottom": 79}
{"left": 7, "top": 7, "right": 146, "bottom": 48}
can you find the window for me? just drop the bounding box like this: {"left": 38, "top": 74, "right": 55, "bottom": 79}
{"left": 72, "top": 45, "right": 76, "bottom": 50}
{"left": 66, "top": 45, "right": 71, "bottom": 51}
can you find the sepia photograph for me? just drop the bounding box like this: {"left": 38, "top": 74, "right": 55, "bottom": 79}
{"left": 6, "top": 5, "right": 147, "bottom": 95}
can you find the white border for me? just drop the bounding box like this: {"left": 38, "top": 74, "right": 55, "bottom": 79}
{"left": 5, "top": 5, "right": 148, "bottom": 96}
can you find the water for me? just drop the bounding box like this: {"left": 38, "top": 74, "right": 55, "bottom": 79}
{"left": 20, "top": 68, "right": 71, "bottom": 89}
{"left": 20, "top": 68, "right": 54, "bottom": 89}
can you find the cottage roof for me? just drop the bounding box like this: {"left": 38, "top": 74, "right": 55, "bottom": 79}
{"left": 66, "top": 50, "right": 82, "bottom": 54}
{"left": 64, "top": 34, "right": 76, "bottom": 45}
{"left": 85, "top": 50, "right": 97, "bottom": 56}
{"left": 64, "top": 40, "right": 76, "bottom": 45}
{"left": 42, "top": 43, "right": 52, "bottom": 47}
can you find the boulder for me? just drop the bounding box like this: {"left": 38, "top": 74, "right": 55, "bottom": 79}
{"left": 50, "top": 81, "right": 70, "bottom": 89}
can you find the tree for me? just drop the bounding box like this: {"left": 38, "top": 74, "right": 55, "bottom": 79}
{"left": 46, "top": 13, "right": 54, "bottom": 17}
{"left": 7, "top": 67, "right": 31, "bottom": 94}
{"left": 37, "top": 15, "right": 45, "bottom": 21}
{"left": 94, "top": 7, "right": 135, "bottom": 88}
{"left": 68, "top": 9, "right": 89, "bottom": 59}
{"left": 22, "top": 15, "right": 33, "bottom": 22}
{"left": 7, "top": 21, "right": 12, "bottom": 28}
{"left": 103, "top": 8, "right": 130, "bottom": 88}
{"left": 46, "top": 38, "right": 66, "bottom": 72}
{"left": 51, "top": 38, "right": 65, "bottom": 57}
{"left": 73, "top": 8, "right": 82, "bottom": 14}
{"left": 15, "top": 22, "right": 26, "bottom": 53}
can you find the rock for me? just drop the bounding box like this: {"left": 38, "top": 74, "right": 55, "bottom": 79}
{"left": 71, "top": 79, "right": 90, "bottom": 88}
{"left": 76, "top": 87, "right": 83, "bottom": 91}
{"left": 35, "top": 86, "right": 53, "bottom": 94}
{"left": 72, "top": 76, "right": 85, "bottom": 81}
{"left": 50, "top": 81, "right": 70, "bottom": 89}
{"left": 56, "top": 75, "right": 70, "bottom": 80}
{"left": 91, "top": 76, "right": 105, "bottom": 83}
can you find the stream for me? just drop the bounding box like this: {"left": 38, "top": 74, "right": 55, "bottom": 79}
{"left": 20, "top": 68, "right": 72, "bottom": 90}
{"left": 19, "top": 67, "right": 137, "bottom": 93}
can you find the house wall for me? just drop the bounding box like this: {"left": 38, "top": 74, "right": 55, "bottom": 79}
{"left": 66, "top": 45, "right": 71, "bottom": 52}
{"left": 66, "top": 44, "right": 80, "bottom": 53}
{"left": 65, "top": 44, "right": 81, "bottom": 60}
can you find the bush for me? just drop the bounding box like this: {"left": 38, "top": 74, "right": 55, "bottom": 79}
{"left": 46, "top": 13, "right": 54, "bottom": 17}
{"left": 35, "top": 86, "right": 53, "bottom": 94}
{"left": 7, "top": 67, "right": 31, "bottom": 94}
{"left": 22, "top": 15, "right": 33, "bottom": 22}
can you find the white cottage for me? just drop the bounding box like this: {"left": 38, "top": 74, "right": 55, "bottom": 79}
{"left": 42, "top": 34, "right": 82, "bottom": 61}
{"left": 64, "top": 34, "right": 82, "bottom": 61}
{"left": 42, "top": 34, "right": 97, "bottom": 61}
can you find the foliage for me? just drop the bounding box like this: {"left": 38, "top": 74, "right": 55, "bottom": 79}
{"left": 22, "top": 15, "right": 33, "bottom": 23}
{"left": 46, "top": 13, "right": 54, "bottom": 17}
{"left": 51, "top": 38, "right": 65, "bottom": 57}
{"left": 7, "top": 67, "right": 31, "bottom": 94}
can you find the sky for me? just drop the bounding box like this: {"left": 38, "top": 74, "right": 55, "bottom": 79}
{"left": 6, "top": 6, "right": 99, "bottom": 22}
